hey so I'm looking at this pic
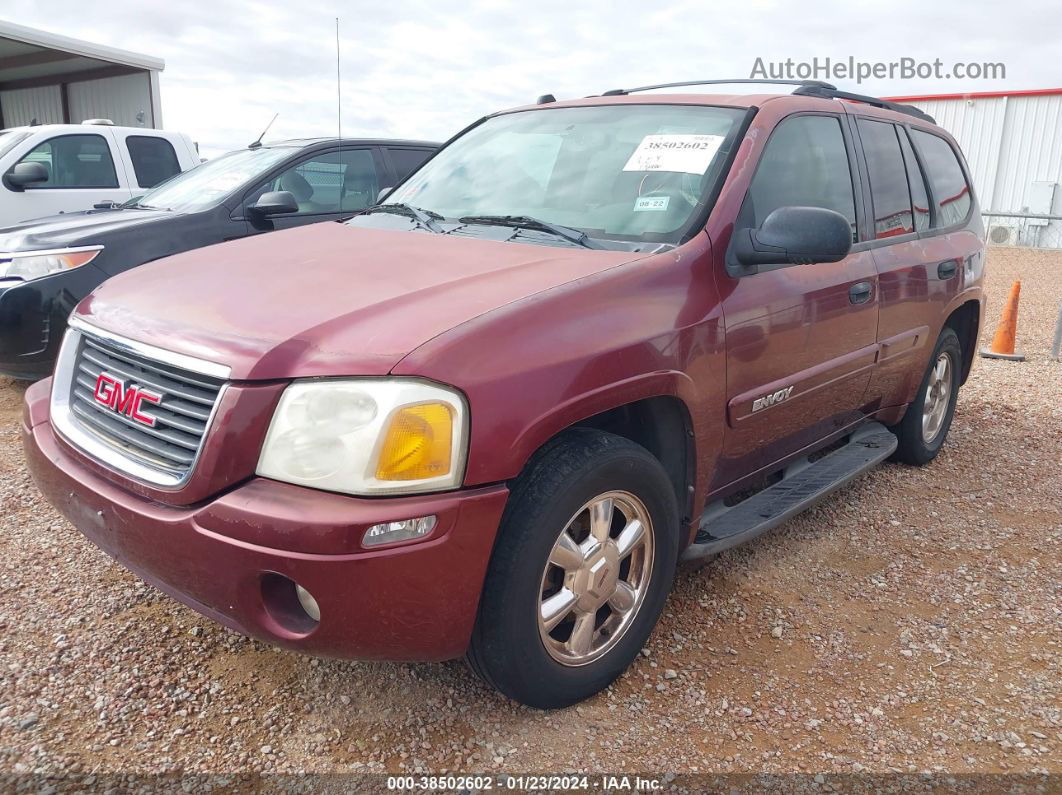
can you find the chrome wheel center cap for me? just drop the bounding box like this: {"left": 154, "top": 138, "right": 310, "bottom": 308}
{"left": 573, "top": 543, "right": 620, "bottom": 612}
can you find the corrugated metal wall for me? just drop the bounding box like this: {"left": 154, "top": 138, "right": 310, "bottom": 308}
{"left": 68, "top": 72, "right": 153, "bottom": 127}
{"left": 907, "top": 92, "right": 1062, "bottom": 247}
{"left": 1, "top": 72, "right": 155, "bottom": 129}
{"left": 907, "top": 93, "right": 1062, "bottom": 213}
{"left": 0, "top": 84, "right": 63, "bottom": 125}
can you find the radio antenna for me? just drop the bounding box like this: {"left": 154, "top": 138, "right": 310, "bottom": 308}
{"left": 336, "top": 18, "right": 342, "bottom": 143}
{"left": 248, "top": 112, "right": 278, "bottom": 149}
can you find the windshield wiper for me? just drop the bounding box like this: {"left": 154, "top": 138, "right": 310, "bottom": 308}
{"left": 121, "top": 201, "right": 165, "bottom": 210}
{"left": 458, "top": 214, "right": 603, "bottom": 249}
{"left": 360, "top": 203, "right": 444, "bottom": 234}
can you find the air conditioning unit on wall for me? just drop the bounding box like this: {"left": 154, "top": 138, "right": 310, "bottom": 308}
{"left": 988, "top": 224, "right": 1017, "bottom": 246}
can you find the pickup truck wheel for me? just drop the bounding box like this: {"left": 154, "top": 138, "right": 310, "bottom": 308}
{"left": 890, "top": 327, "right": 962, "bottom": 465}
{"left": 467, "top": 429, "right": 678, "bottom": 709}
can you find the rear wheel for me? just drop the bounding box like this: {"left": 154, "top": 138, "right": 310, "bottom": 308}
{"left": 891, "top": 327, "right": 962, "bottom": 465}
{"left": 467, "top": 430, "right": 678, "bottom": 709}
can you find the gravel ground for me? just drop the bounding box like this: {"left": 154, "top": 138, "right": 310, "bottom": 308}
{"left": 0, "top": 248, "right": 1058, "bottom": 788}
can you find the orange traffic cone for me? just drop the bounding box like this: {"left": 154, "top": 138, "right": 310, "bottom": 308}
{"left": 979, "top": 280, "right": 1025, "bottom": 361}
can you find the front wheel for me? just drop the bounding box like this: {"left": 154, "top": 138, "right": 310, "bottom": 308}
{"left": 467, "top": 430, "right": 678, "bottom": 709}
{"left": 890, "top": 327, "right": 962, "bottom": 465}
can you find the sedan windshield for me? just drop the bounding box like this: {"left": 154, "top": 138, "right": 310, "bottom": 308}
{"left": 384, "top": 104, "right": 746, "bottom": 245}
{"left": 126, "top": 146, "right": 296, "bottom": 212}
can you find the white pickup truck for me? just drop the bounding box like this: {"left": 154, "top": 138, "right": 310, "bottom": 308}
{"left": 0, "top": 121, "right": 199, "bottom": 226}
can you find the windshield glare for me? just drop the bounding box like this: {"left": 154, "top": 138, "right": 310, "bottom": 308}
{"left": 386, "top": 104, "right": 746, "bottom": 244}
{"left": 130, "top": 146, "right": 296, "bottom": 212}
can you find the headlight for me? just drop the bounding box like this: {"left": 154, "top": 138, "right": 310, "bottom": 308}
{"left": 0, "top": 246, "right": 103, "bottom": 281}
{"left": 256, "top": 378, "right": 468, "bottom": 495}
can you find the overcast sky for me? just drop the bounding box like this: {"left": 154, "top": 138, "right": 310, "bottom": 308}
{"left": 6, "top": 0, "right": 1062, "bottom": 157}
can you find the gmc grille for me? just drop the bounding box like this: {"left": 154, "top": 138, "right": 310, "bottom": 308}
{"left": 65, "top": 331, "right": 226, "bottom": 482}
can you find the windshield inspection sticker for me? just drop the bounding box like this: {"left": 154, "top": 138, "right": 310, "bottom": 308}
{"left": 634, "top": 195, "right": 670, "bottom": 212}
{"left": 623, "top": 134, "right": 725, "bottom": 174}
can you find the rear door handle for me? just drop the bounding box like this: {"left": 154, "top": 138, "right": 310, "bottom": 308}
{"left": 849, "top": 281, "right": 873, "bottom": 304}
{"left": 937, "top": 259, "right": 959, "bottom": 280}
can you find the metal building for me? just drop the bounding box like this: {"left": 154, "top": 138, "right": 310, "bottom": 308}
{"left": 0, "top": 21, "right": 164, "bottom": 130}
{"left": 888, "top": 88, "right": 1062, "bottom": 248}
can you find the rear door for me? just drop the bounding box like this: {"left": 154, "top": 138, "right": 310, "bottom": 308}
{"left": 717, "top": 113, "right": 880, "bottom": 486}
{"left": 7, "top": 130, "right": 130, "bottom": 221}
{"left": 860, "top": 120, "right": 972, "bottom": 409}
{"left": 242, "top": 146, "right": 386, "bottom": 232}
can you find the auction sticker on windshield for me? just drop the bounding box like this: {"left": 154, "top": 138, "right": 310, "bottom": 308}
{"left": 623, "top": 134, "right": 724, "bottom": 174}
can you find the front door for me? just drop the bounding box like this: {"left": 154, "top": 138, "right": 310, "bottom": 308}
{"left": 9, "top": 130, "right": 131, "bottom": 221}
{"left": 715, "top": 113, "right": 880, "bottom": 489}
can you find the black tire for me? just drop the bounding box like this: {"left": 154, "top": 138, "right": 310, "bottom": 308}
{"left": 467, "top": 429, "right": 679, "bottom": 709}
{"left": 890, "top": 327, "right": 962, "bottom": 465}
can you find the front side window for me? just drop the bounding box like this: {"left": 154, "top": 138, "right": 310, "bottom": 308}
{"left": 742, "top": 115, "right": 857, "bottom": 241}
{"left": 126, "top": 136, "right": 181, "bottom": 188}
{"left": 911, "top": 130, "right": 972, "bottom": 227}
{"left": 16, "top": 134, "right": 118, "bottom": 189}
{"left": 248, "top": 148, "right": 378, "bottom": 214}
{"left": 383, "top": 104, "right": 747, "bottom": 245}
{"left": 858, "top": 119, "right": 915, "bottom": 239}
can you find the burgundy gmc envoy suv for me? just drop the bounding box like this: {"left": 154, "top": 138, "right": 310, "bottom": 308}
{"left": 22, "top": 80, "right": 985, "bottom": 708}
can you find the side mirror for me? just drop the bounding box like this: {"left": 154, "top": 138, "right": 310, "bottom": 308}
{"left": 249, "top": 190, "right": 299, "bottom": 217}
{"left": 733, "top": 206, "right": 852, "bottom": 271}
{"left": 375, "top": 186, "right": 394, "bottom": 203}
{"left": 3, "top": 162, "right": 50, "bottom": 191}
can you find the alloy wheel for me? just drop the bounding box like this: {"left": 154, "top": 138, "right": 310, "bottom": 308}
{"left": 537, "top": 491, "right": 654, "bottom": 666}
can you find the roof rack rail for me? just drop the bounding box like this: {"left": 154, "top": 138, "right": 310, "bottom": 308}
{"left": 792, "top": 84, "right": 936, "bottom": 124}
{"left": 599, "top": 78, "right": 836, "bottom": 96}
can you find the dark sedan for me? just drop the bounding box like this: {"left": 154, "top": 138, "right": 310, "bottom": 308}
{"left": 0, "top": 137, "right": 437, "bottom": 378}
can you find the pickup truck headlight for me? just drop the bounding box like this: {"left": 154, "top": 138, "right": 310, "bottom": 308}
{"left": 256, "top": 378, "right": 468, "bottom": 495}
{"left": 0, "top": 246, "right": 103, "bottom": 281}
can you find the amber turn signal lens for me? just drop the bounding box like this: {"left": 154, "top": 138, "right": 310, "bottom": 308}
{"left": 375, "top": 402, "right": 453, "bottom": 481}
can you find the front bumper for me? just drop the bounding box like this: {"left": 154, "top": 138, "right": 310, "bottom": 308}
{"left": 22, "top": 385, "right": 509, "bottom": 662}
{"left": 0, "top": 268, "right": 102, "bottom": 380}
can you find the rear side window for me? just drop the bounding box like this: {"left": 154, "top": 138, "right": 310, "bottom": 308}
{"left": 15, "top": 134, "right": 118, "bottom": 188}
{"left": 744, "top": 115, "right": 856, "bottom": 240}
{"left": 911, "top": 130, "right": 972, "bottom": 227}
{"left": 858, "top": 119, "right": 915, "bottom": 239}
{"left": 897, "top": 129, "right": 931, "bottom": 232}
{"left": 127, "top": 136, "right": 181, "bottom": 188}
{"left": 387, "top": 148, "right": 432, "bottom": 181}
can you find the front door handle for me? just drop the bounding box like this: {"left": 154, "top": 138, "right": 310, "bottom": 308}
{"left": 937, "top": 259, "right": 959, "bottom": 280}
{"left": 849, "top": 281, "right": 873, "bottom": 304}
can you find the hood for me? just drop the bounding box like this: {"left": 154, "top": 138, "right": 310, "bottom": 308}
{"left": 76, "top": 223, "right": 643, "bottom": 380}
{"left": 0, "top": 208, "right": 177, "bottom": 251}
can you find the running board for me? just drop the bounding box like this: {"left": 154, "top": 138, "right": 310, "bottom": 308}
{"left": 681, "top": 423, "right": 898, "bottom": 562}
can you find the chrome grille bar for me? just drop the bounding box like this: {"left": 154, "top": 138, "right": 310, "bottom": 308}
{"left": 50, "top": 321, "right": 231, "bottom": 488}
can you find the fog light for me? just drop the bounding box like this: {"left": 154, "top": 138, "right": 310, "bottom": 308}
{"left": 363, "top": 515, "right": 437, "bottom": 547}
{"left": 295, "top": 584, "right": 321, "bottom": 622}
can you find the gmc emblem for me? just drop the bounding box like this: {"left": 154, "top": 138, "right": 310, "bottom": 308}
{"left": 93, "top": 372, "right": 162, "bottom": 428}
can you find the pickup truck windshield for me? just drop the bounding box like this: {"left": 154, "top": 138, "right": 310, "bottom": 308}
{"left": 385, "top": 104, "right": 746, "bottom": 245}
{"left": 0, "top": 130, "right": 31, "bottom": 160}
{"left": 126, "top": 146, "right": 295, "bottom": 212}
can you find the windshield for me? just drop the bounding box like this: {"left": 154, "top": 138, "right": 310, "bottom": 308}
{"left": 128, "top": 146, "right": 296, "bottom": 212}
{"left": 385, "top": 104, "right": 746, "bottom": 245}
{"left": 0, "top": 130, "right": 31, "bottom": 160}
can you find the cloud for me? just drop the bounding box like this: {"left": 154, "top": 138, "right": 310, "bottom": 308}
{"left": 3, "top": 0, "right": 1059, "bottom": 156}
